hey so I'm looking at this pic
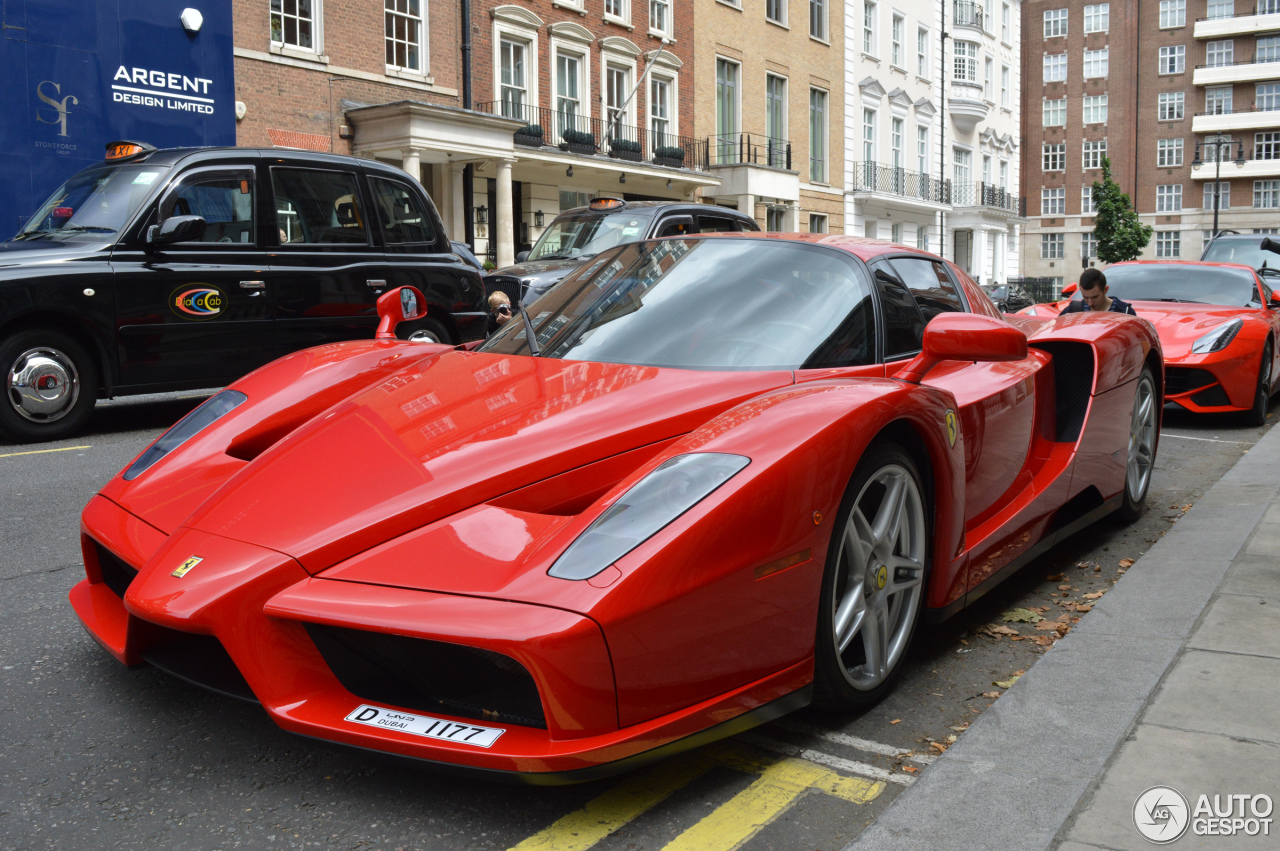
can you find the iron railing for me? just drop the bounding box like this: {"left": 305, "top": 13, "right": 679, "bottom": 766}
{"left": 850, "top": 162, "right": 951, "bottom": 203}
{"left": 709, "top": 134, "right": 793, "bottom": 169}
{"left": 953, "top": 0, "right": 985, "bottom": 29}
{"left": 953, "top": 181, "right": 1021, "bottom": 212}
{"left": 1195, "top": 105, "right": 1280, "bottom": 115}
{"left": 1197, "top": 3, "right": 1280, "bottom": 21}
{"left": 476, "top": 101, "right": 710, "bottom": 171}
{"left": 1196, "top": 53, "right": 1280, "bottom": 68}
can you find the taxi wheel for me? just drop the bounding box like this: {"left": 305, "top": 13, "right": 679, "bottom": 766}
{"left": 399, "top": 317, "right": 451, "bottom": 345}
{"left": 1246, "top": 341, "right": 1273, "bottom": 428}
{"left": 814, "top": 442, "right": 928, "bottom": 711}
{"left": 0, "top": 329, "right": 98, "bottom": 444}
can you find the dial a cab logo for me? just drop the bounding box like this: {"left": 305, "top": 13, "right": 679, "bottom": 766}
{"left": 171, "top": 285, "right": 226, "bottom": 320}
{"left": 171, "top": 556, "right": 203, "bottom": 578}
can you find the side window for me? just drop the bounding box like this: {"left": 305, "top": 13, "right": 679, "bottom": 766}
{"left": 654, "top": 215, "right": 698, "bottom": 238}
{"left": 697, "top": 215, "right": 740, "bottom": 233}
{"left": 369, "top": 177, "right": 436, "bottom": 245}
{"left": 271, "top": 168, "right": 368, "bottom": 245}
{"left": 871, "top": 260, "right": 926, "bottom": 359}
{"left": 890, "top": 257, "right": 965, "bottom": 321}
{"left": 158, "top": 169, "right": 255, "bottom": 244}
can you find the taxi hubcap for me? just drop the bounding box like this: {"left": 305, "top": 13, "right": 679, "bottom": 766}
{"left": 7, "top": 347, "right": 80, "bottom": 423}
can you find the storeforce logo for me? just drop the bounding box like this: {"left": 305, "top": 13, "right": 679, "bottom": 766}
{"left": 171, "top": 285, "right": 225, "bottom": 320}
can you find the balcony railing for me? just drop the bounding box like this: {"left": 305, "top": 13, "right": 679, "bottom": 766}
{"left": 953, "top": 0, "right": 985, "bottom": 30}
{"left": 1195, "top": 105, "right": 1280, "bottom": 116}
{"left": 709, "top": 134, "right": 792, "bottom": 169}
{"left": 476, "top": 101, "right": 710, "bottom": 171}
{"left": 1197, "top": 3, "right": 1280, "bottom": 22}
{"left": 850, "top": 162, "right": 951, "bottom": 203}
{"left": 953, "top": 181, "right": 1022, "bottom": 212}
{"left": 1196, "top": 54, "right": 1280, "bottom": 69}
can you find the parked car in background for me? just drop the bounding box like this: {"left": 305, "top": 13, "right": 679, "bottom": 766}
{"left": 980, "top": 282, "right": 1034, "bottom": 313}
{"left": 0, "top": 141, "right": 485, "bottom": 442}
{"left": 485, "top": 198, "right": 759, "bottom": 306}
{"left": 1201, "top": 232, "right": 1280, "bottom": 287}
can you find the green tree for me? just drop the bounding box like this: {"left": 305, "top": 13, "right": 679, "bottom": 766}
{"left": 1091, "top": 157, "right": 1152, "bottom": 264}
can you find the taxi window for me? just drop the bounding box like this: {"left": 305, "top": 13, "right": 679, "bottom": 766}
{"left": 158, "top": 169, "right": 255, "bottom": 245}
{"left": 697, "top": 215, "right": 741, "bottom": 233}
{"left": 369, "top": 177, "right": 436, "bottom": 245}
{"left": 890, "top": 257, "right": 965, "bottom": 321}
{"left": 271, "top": 168, "right": 368, "bottom": 245}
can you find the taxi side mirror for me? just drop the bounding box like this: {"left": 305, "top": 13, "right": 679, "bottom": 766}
{"left": 147, "top": 215, "right": 206, "bottom": 247}
{"left": 897, "top": 313, "right": 1028, "bottom": 384}
{"left": 375, "top": 286, "right": 428, "bottom": 340}
{"left": 516, "top": 250, "right": 530, "bottom": 263}
{"left": 1062, "top": 282, "right": 1079, "bottom": 297}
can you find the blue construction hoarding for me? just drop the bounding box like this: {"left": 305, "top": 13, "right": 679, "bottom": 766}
{"left": 1, "top": 0, "right": 235, "bottom": 234}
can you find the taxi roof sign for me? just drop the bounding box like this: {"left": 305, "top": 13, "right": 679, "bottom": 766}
{"left": 105, "top": 140, "right": 156, "bottom": 162}
{"left": 589, "top": 197, "right": 625, "bottom": 211}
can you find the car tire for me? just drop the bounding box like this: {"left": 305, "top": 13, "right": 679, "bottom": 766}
{"left": 814, "top": 441, "right": 929, "bottom": 711}
{"left": 0, "top": 329, "right": 99, "bottom": 444}
{"left": 1119, "top": 365, "right": 1159, "bottom": 522}
{"left": 399, "top": 316, "right": 452, "bottom": 345}
{"left": 1246, "top": 341, "right": 1273, "bottom": 428}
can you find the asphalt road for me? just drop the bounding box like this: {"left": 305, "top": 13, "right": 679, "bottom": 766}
{"left": 0, "top": 392, "right": 1273, "bottom": 851}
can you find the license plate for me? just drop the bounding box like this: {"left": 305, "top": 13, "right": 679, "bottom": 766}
{"left": 344, "top": 704, "right": 505, "bottom": 748}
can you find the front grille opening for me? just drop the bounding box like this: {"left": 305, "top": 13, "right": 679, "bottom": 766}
{"left": 304, "top": 624, "right": 547, "bottom": 729}
{"left": 141, "top": 631, "right": 258, "bottom": 703}
{"left": 1031, "top": 341, "right": 1095, "bottom": 442}
{"left": 1166, "top": 367, "right": 1217, "bottom": 396}
{"left": 93, "top": 541, "right": 138, "bottom": 599}
{"left": 1191, "top": 384, "right": 1232, "bottom": 407}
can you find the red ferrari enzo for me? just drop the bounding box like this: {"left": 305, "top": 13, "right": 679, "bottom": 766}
{"left": 1020, "top": 261, "right": 1280, "bottom": 424}
{"left": 71, "top": 234, "right": 1161, "bottom": 783}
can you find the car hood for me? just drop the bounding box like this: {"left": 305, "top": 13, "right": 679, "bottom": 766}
{"left": 0, "top": 239, "right": 109, "bottom": 268}
{"left": 181, "top": 351, "right": 793, "bottom": 574}
{"left": 1131, "top": 301, "right": 1260, "bottom": 352}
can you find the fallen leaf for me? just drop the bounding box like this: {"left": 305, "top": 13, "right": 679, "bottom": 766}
{"left": 1045, "top": 573, "right": 1064, "bottom": 581}
{"left": 1083, "top": 591, "right": 1105, "bottom": 600}
{"left": 890, "top": 719, "right": 901, "bottom": 724}
{"left": 903, "top": 765, "right": 919, "bottom": 773}
{"left": 1094, "top": 565, "right": 1102, "bottom": 572}
{"left": 1180, "top": 504, "right": 1192, "bottom": 512}
{"left": 981, "top": 690, "right": 1002, "bottom": 698}
{"left": 1077, "top": 604, "right": 1093, "bottom": 613}
{"left": 1058, "top": 584, "right": 1072, "bottom": 591}
{"left": 946, "top": 734, "right": 958, "bottom": 743}
{"left": 1055, "top": 623, "right": 1071, "bottom": 636}
{"left": 988, "top": 625, "right": 1020, "bottom": 636}
{"left": 1119, "top": 558, "right": 1135, "bottom": 568}
{"left": 1014, "top": 670, "right": 1025, "bottom": 676}
{"left": 1036, "top": 620, "right": 1064, "bottom": 631}
{"left": 929, "top": 741, "right": 948, "bottom": 753}
{"left": 1001, "top": 607, "right": 1045, "bottom": 623}
{"left": 1063, "top": 601, "right": 1079, "bottom": 611}
{"left": 1033, "top": 635, "right": 1055, "bottom": 646}
{"left": 993, "top": 676, "right": 1020, "bottom": 688}
{"left": 949, "top": 725, "right": 969, "bottom": 732}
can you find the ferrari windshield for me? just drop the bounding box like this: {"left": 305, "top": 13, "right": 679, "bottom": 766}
{"left": 526, "top": 209, "right": 656, "bottom": 261}
{"left": 16, "top": 164, "right": 168, "bottom": 241}
{"left": 1072, "top": 263, "right": 1261, "bottom": 307}
{"left": 479, "top": 238, "right": 876, "bottom": 370}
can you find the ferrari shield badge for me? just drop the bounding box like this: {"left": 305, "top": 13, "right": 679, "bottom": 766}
{"left": 944, "top": 409, "right": 958, "bottom": 448}
{"left": 171, "top": 556, "right": 203, "bottom": 578}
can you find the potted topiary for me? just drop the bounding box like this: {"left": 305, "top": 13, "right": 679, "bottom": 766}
{"left": 609, "top": 137, "right": 643, "bottom": 162}
{"left": 559, "top": 128, "right": 596, "bottom": 154}
{"left": 653, "top": 145, "right": 686, "bottom": 167}
{"left": 514, "top": 124, "right": 544, "bottom": 146}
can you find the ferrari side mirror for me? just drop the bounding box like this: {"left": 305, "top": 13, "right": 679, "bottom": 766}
{"left": 375, "top": 286, "right": 428, "bottom": 340}
{"left": 1062, "top": 282, "right": 1079, "bottom": 297}
{"left": 1270, "top": 292, "right": 1280, "bottom": 309}
{"left": 897, "top": 313, "right": 1028, "bottom": 384}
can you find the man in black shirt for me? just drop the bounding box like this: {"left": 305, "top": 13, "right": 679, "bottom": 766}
{"left": 1061, "top": 268, "right": 1137, "bottom": 315}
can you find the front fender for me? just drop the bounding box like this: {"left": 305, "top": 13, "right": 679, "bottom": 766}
{"left": 1024, "top": 311, "right": 1161, "bottom": 394}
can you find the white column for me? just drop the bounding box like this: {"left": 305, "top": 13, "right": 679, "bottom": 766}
{"left": 448, "top": 163, "right": 465, "bottom": 240}
{"left": 741, "top": 194, "right": 756, "bottom": 226}
{"left": 401, "top": 148, "right": 423, "bottom": 186}
{"left": 973, "top": 229, "right": 989, "bottom": 284}
{"left": 786, "top": 201, "right": 801, "bottom": 233}
{"left": 495, "top": 158, "right": 515, "bottom": 269}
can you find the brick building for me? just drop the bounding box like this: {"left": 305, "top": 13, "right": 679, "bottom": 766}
{"left": 1020, "top": 0, "right": 1280, "bottom": 289}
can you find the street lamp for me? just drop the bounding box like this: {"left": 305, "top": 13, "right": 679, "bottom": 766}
{"left": 1193, "top": 134, "right": 1247, "bottom": 237}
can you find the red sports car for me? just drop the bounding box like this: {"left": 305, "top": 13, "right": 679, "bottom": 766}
{"left": 70, "top": 235, "right": 1161, "bottom": 783}
{"left": 1019, "top": 261, "right": 1280, "bottom": 424}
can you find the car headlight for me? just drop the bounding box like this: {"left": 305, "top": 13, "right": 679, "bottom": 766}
{"left": 122, "top": 389, "right": 247, "bottom": 480}
{"left": 548, "top": 453, "right": 750, "bottom": 580}
{"left": 1191, "top": 318, "right": 1244, "bottom": 354}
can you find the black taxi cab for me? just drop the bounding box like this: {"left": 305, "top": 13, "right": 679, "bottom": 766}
{"left": 0, "top": 142, "right": 485, "bottom": 443}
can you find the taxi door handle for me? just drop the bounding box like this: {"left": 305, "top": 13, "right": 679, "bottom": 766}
{"left": 239, "top": 280, "right": 266, "bottom": 290}
{"left": 367, "top": 279, "right": 387, "bottom": 289}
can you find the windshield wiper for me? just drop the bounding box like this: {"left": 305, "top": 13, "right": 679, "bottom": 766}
{"left": 518, "top": 299, "right": 541, "bottom": 356}
{"left": 13, "top": 230, "right": 53, "bottom": 240}
{"left": 532, "top": 252, "right": 577, "bottom": 261}
{"left": 57, "top": 225, "right": 117, "bottom": 234}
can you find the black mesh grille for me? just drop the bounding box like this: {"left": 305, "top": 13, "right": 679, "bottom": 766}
{"left": 1191, "top": 384, "right": 1232, "bottom": 407}
{"left": 1166, "top": 367, "right": 1217, "bottom": 396}
{"left": 305, "top": 624, "right": 547, "bottom": 729}
{"left": 485, "top": 276, "right": 526, "bottom": 304}
{"left": 94, "top": 541, "right": 138, "bottom": 599}
{"left": 1031, "top": 341, "right": 1095, "bottom": 442}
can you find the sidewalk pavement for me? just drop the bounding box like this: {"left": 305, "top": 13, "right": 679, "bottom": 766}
{"left": 846, "top": 419, "right": 1280, "bottom": 851}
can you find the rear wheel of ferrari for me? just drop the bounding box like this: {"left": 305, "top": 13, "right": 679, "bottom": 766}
{"left": 1119, "top": 366, "right": 1158, "bottom": 521}
{"left": 815, "top": 442, "right": 928, "bottom": 711}
{"left": 1246, "top": 341, "right": 1272, "bottom": 428}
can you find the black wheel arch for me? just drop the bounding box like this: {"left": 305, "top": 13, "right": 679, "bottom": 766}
{"left": 0, "top": 310, "right": 114, "bottom": 398}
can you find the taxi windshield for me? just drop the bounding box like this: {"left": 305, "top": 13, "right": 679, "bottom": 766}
{"left": 15, "top": 164, "right": 169, "bottom": 241}
{"left": 526, "top": 209, "right": 655, "bottom": 261}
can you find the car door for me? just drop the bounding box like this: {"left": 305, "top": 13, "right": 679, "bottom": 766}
{"left": 267, "top": 165, "right": 389, "bottom": 350}
{"left": 112, "top": 162, "right": 276, "bottom": 389}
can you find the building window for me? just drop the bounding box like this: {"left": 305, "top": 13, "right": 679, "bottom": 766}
{"left": 650, "top": 76, "right": 671, "bottom": 147}
{"left": 1156, "top": 184, "right": 1183, "bottom": 211}
{"left": 1158, "top": 91, "right": 1185, "bottom": 121}
{"left": 1208, "top": 0, "right": 1234, "bottom": 18}
{"left": 500, "top": 39, "right": 528, "bottom": 119}
{"left": 1001, "top": 3, "right": 1010, "bottom": 40}
{"left": 1082, "top": 185, "right": 1096, "bottom": 213}
{"left": 955, "top": 42, "right": 978, "bottom": 82}
{"left": 765, "top": 74, "right": 786, "bottom": 164}
{"left": 716, "top": 58, "right": 739, "bottom": 163}
{"left": 917, "top": 125, "right": 929, "bottom": 173}
{"left": 766, "top": 0, "right": 785, "bottom": 23}
{"left": 1081, "top": 231, "right": 1098, "bottom": 259}
{"left": 767, "top": 206, "right": 785, "bottom": 232}
{"left": 1204, "top": 182, "right": 1231, "bottom": 209}
{"left": 1157, "top": 138, "right": 1184, "bottom": 166}
{"left": 605, "top": 0, "right": 628, "bottom": 22}
{"left": 1084, "top": 3, "right": 1109, "bottom": 33}
{"left": 1084, "top": 48, "right": 1108, "bottom": 78}
{"left": 1263, "top": 0, "right": 1280, "bottom": 12}
{"left": 954, "top": 147, "right": 972, "bottom": 189}
{"left": 1044, "top": 97, "right": 1067, "bottom": 126}
{"left": 1083, "top": 140, "right": 1107, "bottom": 169}
{"left": 271, "top": 0, "right": 316, "bottom": 49}
{"left": 984, "top": 57, "right": 994, "bottom": 100}
{"left": 1257, "top": 132, "right": 1280, "bottom": 160}
{"left": 917, "top": 28, "right": 929, "bottom": 77}
{"left": 811, "top": 0, "right": 827, "bottom": 39}
{"left": 982, "top": 154, "right": 992, "bottom": 184}
{"left": 1082, "top": 94, "right": 1107, "bottom": 123}
{"left": 1258, "top": 36, "right": 1280, "bottom": 63}
{"left": 1155, "top": 231, "right": 1181, "bottom": 257}
{"left": 1206, "top": 40, "right": 1233, "bottom": 68}
{"left": 1044, "top": 9, "right": 1068, "bottom": 38}
{"left": 809, "top": 213, "right": 828, "bottom": 233}
{"left": 556, "top": 52, "right": 583, "bottom": 134}
{"left": 891, "top": 116, "right": 904, "bottom": 168}
{"left": 1158, "top": 0, "right": 1185, "bottom": 28}
{"left": 862, "top": 108, "right": 876, "bottom": 162}
{"left": 1043, "top": 142, "right": 1066, "bottom": 171}
{"left": 1159, "top": 45, "right": 1185, "bottom": 74}
{"left": 1001, "top": 65, "right": 1010, "bottom": 108}
{"left": 651, "top": 0, "right": 671, "bottom": 34}
{"left": 1042, "top": 187, "right": 1066, "bottom": 215}
{"left": 810, "top": 88, "right": 827, "bottom": 182}
{"left": 385, "top": 0, "right": 424, "bottom": 71}
{"left": 1255, "top": 180, "right": 1280, "bottom": 208}
{"left": 863, "top": 1, "right": 876, "bottom": 54}
{"left": 1259, "top": 83, "right": 1280, "bottom": 111}
{"left": 891, "top": 15, "right": 903, "bottom": 66}
{"left": 1041, "top": 233, "right": 1065, "bottom": 258}
{"left": 606, "top": 65, "right": 630, "bottom": 129}
{"left": 916, "top": 226, "right": 928, "bottom": 251}
{"left": 1205, "top": 86, "right": 1232, "bottom": 115}
{"left": 1044, "top": 53, "right": 1067, "bottom": 82}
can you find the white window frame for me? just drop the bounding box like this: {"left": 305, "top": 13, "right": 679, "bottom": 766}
{"left": 1259, "top": 83, "right": 1280, "bottom": 111}
{"left": 1155, "top": 231, "right": 1181, "bottom": 258}
{"left": 1157, "top": 138, "right": 1184, "bottom": 167}
{"left": 1083, "top": 48, "right": 1108, "bottom": 79}
{"left": 1082, "top": 231, "right": 1098, "bottom": 259}
{"left": 1158, "top": 0, "right": 1185, "bottom": 29}
{"left": 384, "top": 0, "right": 428, "bottom": 75}
{"left": 863, "top": 1, "right": 877, "bottom": 56}
{"left": 953, "top": 145, "right": 972, "bottom": 190}
{"left": 649, "top": 0, "right": 672, "bottom": 37}
{"left": 1001, "top": 2, "right": 1010, "bottom": 42}
{"left": 1082, "top": 185, "right": 1097, "bottom": 213}
{"left": 810, "top": 86, "right": 829, "bottom": 183}
{"left": 1257, "top": 131, "right": 1280, "bottom": 160}
{"left": 1044, "top": 53, "right": 1067, "bottom": 83}
{"left": 1043, "top": 97, "right": 1067, "bottom": 126}
{"left": 1043, "top": 142, "right": 1065, "bottom": 171}
{"left": 1082, "top": 140, "right": 1106, "bottom": 170}
{"left": 862, "top": 107, "right": 877, "bottom": 164}
{"left": 810, "top": 0, "right": 828, "bottom": 41}
{"left": 1208, "top": 0, "right": 1234, "bottom": 19}
{"left": 1206, "top": 40, "right": 1233, "bottom": 68}
{"left": 1041, "top": 232, "right": 1065, "bottom": 258}
{"left": 891, "top": 14, "right": 904, "bottom": 67}
{"left": 984, "top": 56, "right": 994, "bottom": 101}
{"left": 603, "top": 59, "right": 637, "bottom": 134}
{"left": 604, "top": 0, "right": 631, "bottom": 28}
{"left": 1205, "top": 85, "right": 1233, "bottom": 115}
{"left": 715, "top": 56, "right": 742, "bottom": 160}
{"left": 270, "top": 0, "right": 322, "bottom": 55}
{"left": 955, "top": 41, "right": 978, "bottom": 83}
{"left": 1204, "top": 182, "right": 1231, "bottom": 209}
{"left": 917, "top": 124, "right": 930, "bottom": 174}
{"left": 917, "top": 27, "right": 930, "bottom": 79}
{"left": 1001, "top": 65, "right": 1010, "bottom": 108}
{"left": 1258, "top": 36, "right": 1280, "bottom": 62}
{"left": 648, "top": 69, "right": 679, "bottom": 146}
{"left": 493, "top": 13, "right": 541, "bottom": 119}
{"left": 1083, "top": 94, "right": 1107, "bottom": 123}
{"left": 552, "top": 44, "right": 589, "bottom": 134}
{"left": 766, "top": 0, "right": 787, "bottom": 26}
{"left": 1044, "top": 9, "right": 1068, "bottom": 38}
{"left": 809, "top": 213, "right": 828, "bottom": 233}
{"left": 1158, "top": 45, "right": 1186, "bottom": 75}
{"left": 1255, "top": 180, "right": 1280, "bottom": 209}
{"left": 1083, "top": 3, "right": 1109, "bottom": 33}
{"left": 999, "top": 158, "right": 1009, "bottom": 189}
{"left": 1158, "top": 91, "right": 1185, "bottom": 121}
{"left": 1156, "top": 184, "right": 1182, "bottom": 211}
